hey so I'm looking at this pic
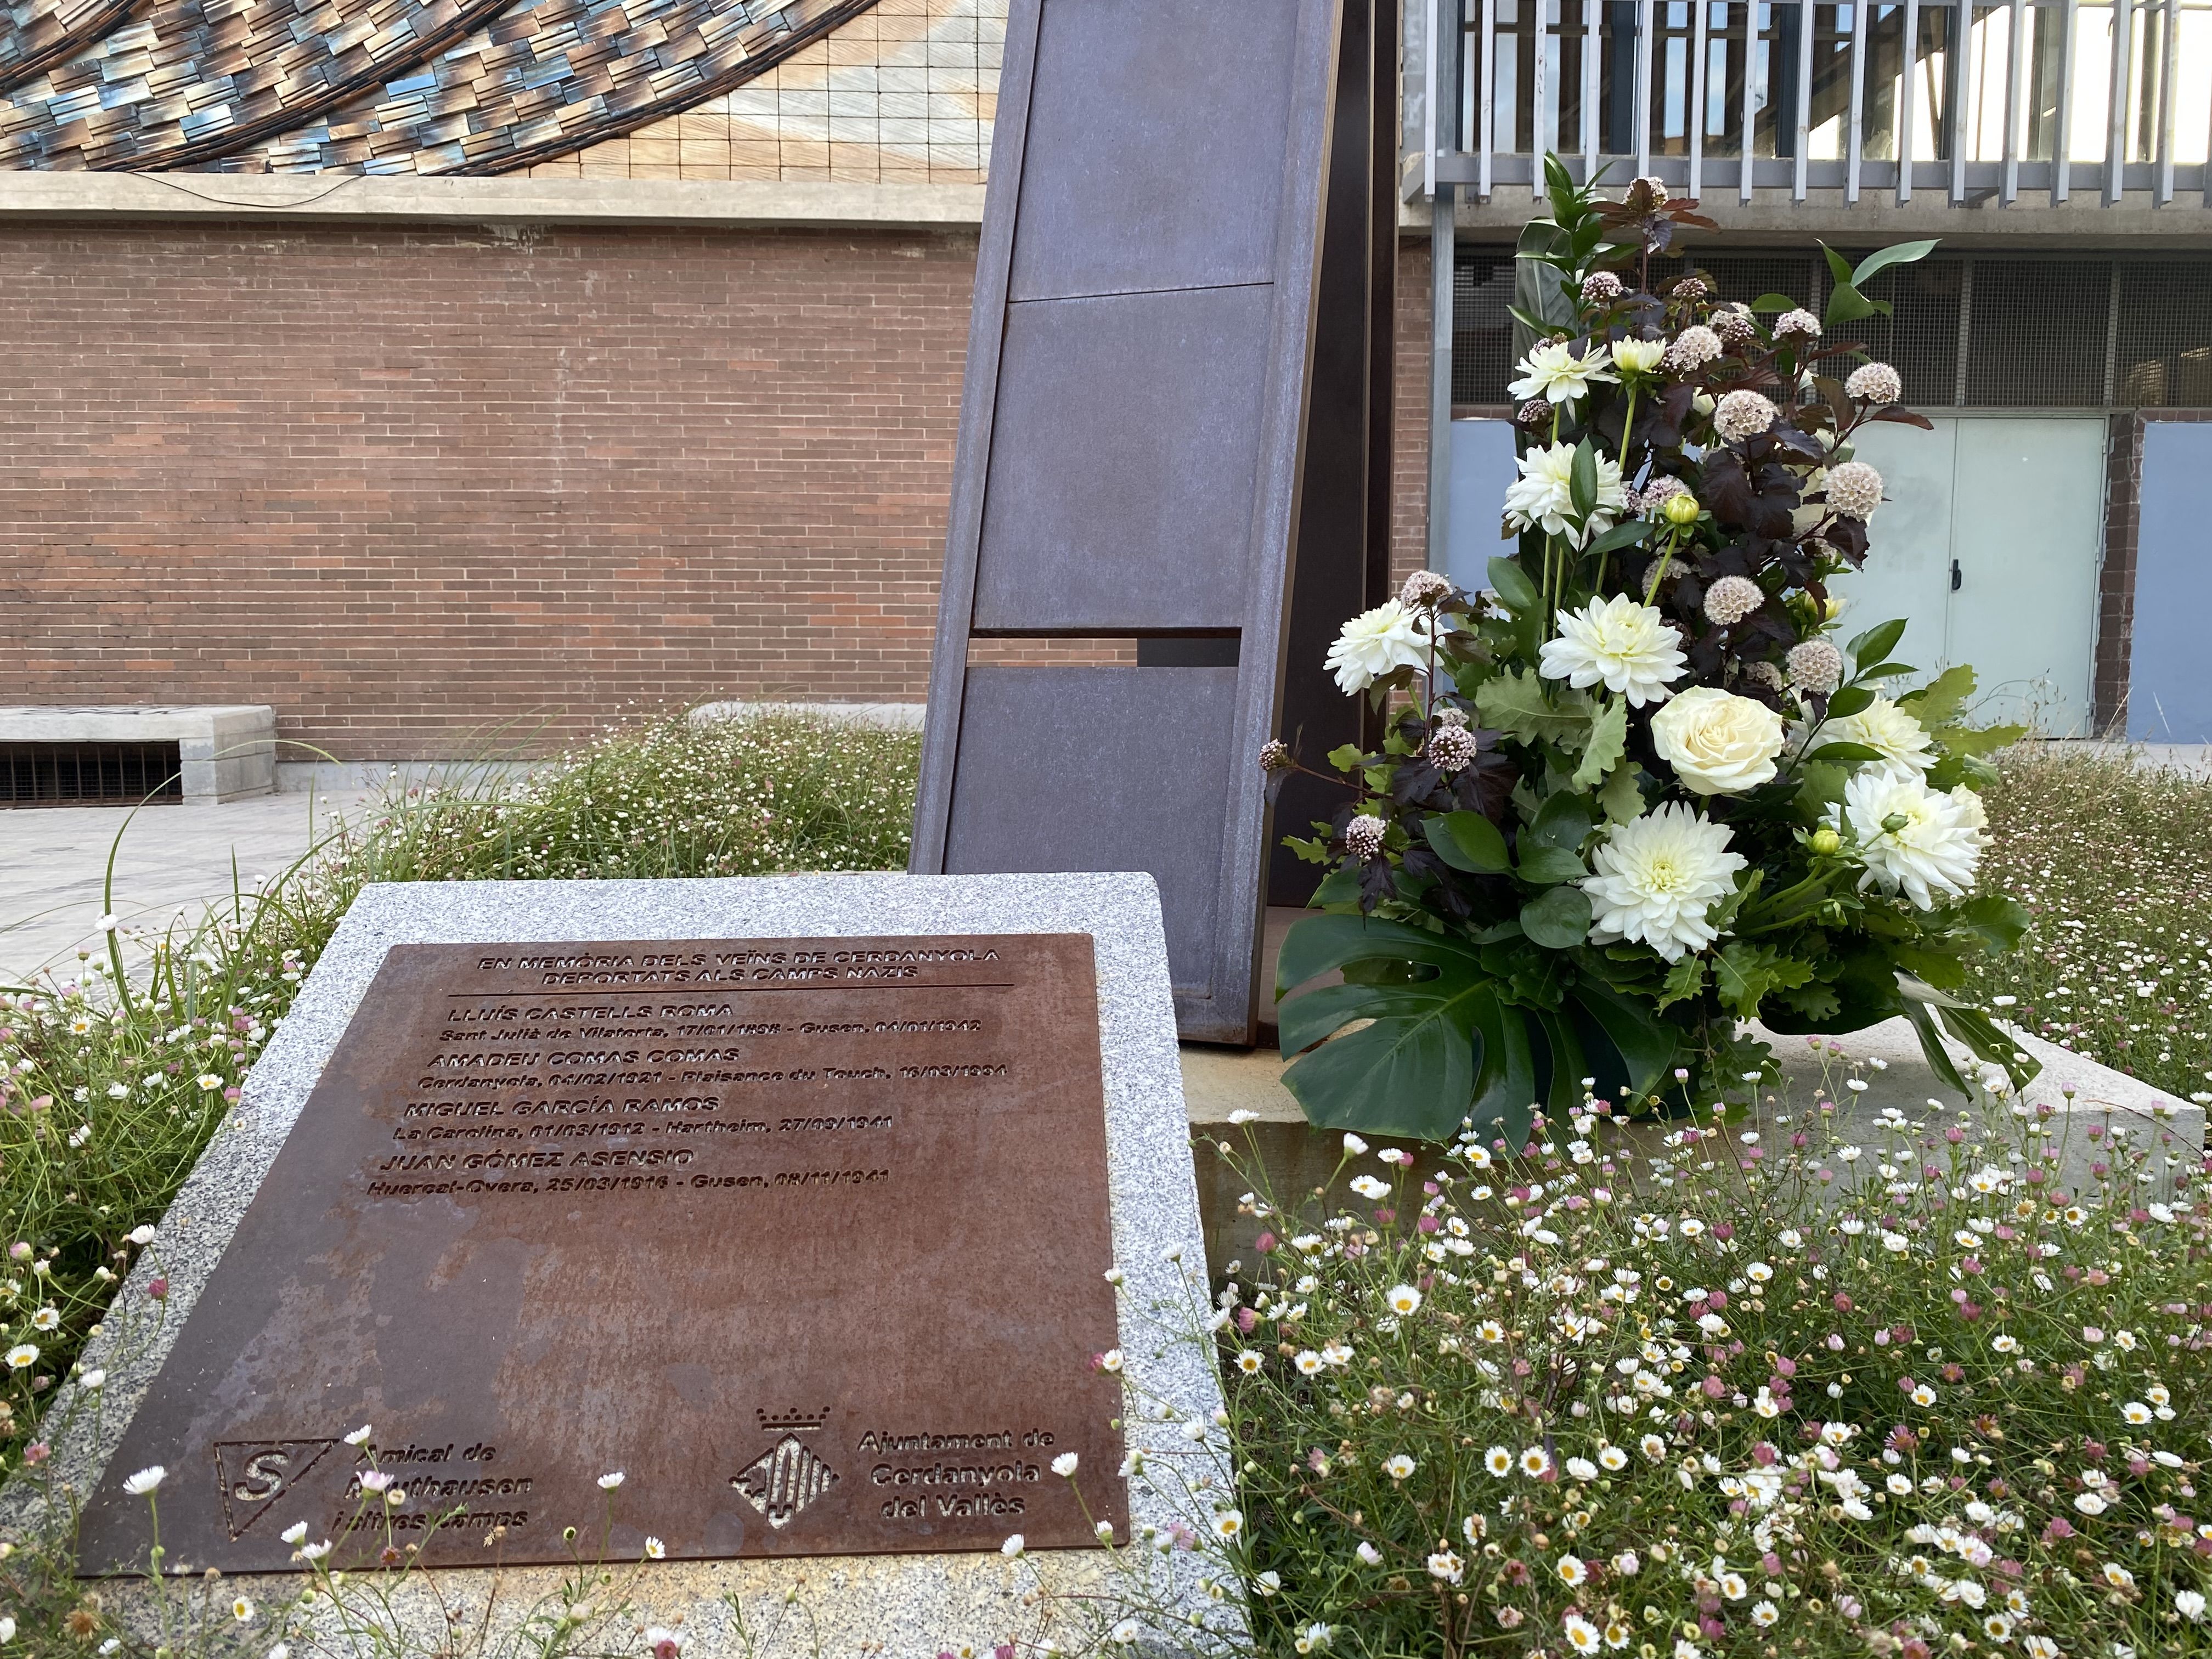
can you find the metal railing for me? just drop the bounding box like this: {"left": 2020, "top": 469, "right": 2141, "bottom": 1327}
{"left": 1417, "top": 0, "right": 2212, "bottom": 205}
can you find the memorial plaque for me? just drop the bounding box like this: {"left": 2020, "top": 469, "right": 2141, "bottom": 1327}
{"left": 77, "top": 934, "right": 1130, "bottom": 1575}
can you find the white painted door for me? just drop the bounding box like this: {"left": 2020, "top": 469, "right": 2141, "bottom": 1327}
{"left": 1840, "top": 417, "right": 2106, "bottom": 735}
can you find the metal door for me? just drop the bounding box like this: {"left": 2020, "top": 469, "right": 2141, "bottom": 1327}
{"left": 1840, "top": 416, "right": 2106, "bottom": 735}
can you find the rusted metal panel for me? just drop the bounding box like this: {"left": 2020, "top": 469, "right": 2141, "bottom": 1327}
{"left": 75, "top": 934, "right": 1127, "bottom": 1573}
{"left": 913, "top": 0, "right": 1348, "bottom": 1046}
{"left": 945, "top": 668, "right": 1237, "bottom": 1003}
{"left": 974, "top": 285, "right": 1274, "bottom": 635}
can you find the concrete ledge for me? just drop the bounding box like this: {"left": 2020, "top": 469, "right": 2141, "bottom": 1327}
{"left": 690, "top": 701, "right": 927, "bottom": 730}
{"left": 0, "top": 704, "right": 274, "bottom": 804}
{"left": 1183, "top": 1016, "right": 2203, "bottom": 1188}
{"left": 0, "top": 173, "right": 987, "bottom": 230}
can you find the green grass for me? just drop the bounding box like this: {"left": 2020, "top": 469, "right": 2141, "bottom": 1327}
{"left": 1962, "top": 742, "right": 2212, "bottom": 1108}
{"left": 0, "top": 711, "right": 921, "bottom": 1474}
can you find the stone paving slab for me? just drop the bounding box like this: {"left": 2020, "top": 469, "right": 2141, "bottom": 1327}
{"left": 0, "top": 791, "right": 375, "bottom": 979}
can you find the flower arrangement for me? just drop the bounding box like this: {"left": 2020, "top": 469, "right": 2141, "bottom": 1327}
{"left": 1269, "top": 165, "right": 2031, "bottom": 1142}
{"left": 1061, "top": 1049, "right": 2210, "bottom": 1659}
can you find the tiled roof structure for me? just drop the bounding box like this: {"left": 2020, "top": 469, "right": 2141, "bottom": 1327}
{"left": 0, "top": 0, "right": 872, "bottom": 170}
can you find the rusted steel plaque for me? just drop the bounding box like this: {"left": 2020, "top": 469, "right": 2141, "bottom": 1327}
{"left": 77, "top": 935, "right": 1129, "bottom": 1574}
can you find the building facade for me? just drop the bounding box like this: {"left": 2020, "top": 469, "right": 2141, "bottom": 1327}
{"left": 0, "top": 0, "right": 2206, "bottom": 759}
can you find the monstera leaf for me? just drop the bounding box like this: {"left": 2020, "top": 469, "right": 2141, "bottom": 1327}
{"left": 1275, "top": 915, "right": 1680, "bottom": 1147}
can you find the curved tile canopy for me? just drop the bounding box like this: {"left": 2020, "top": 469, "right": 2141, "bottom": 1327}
{"left": 0, "top": 0, "right": 875, "bottom": 171}
{"left": 0, "top": 0, "right": 143, "bottom": 93}
{"left": 0, "top": 0, "right": 515, "bottom": 167}
{"left": 219, "top": 0, "right": 870, "bottom": 173}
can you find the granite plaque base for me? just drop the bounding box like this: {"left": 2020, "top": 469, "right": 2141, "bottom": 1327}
{"left": 20, "top": 874, "right": 1223, "bottom": 1656}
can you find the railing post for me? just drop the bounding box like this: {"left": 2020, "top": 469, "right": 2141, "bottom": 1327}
{"left": 2104, "top": 0, "right": 2133, "bottom": 204}
{"left": 1480, "top": 0, "right": 1498, "bottom": 197}
{"left": 1690, "top": 0, "right": 1711, "bottom": 197}
{"left": 1949, "top": 0, "right": 1973, "bottom": 202}
{"left": 1846, "top": 0, "right": 1867, "bottom": 199}
{"left": 1635, "top": 0, "right": 1655, "bottom": 179}
{"left": 1793, "top": 0, "right": 1816, "bottom": 200}
{"left": 1741, "top": 0, "right": 1759, "bottom": 201}
{"left": 2052, "top": 0, "right": 2077, "bottom": 201}
{"left": 1429, "top": 0, "right": 1461, "bottom": 578}
{"left": 1533, "top": 0, "right": 1552, "bottom": 195}
{"left": 1898, "top": 0, "right": 1920, "bottom": 201}
{"left": 1584, "top": 0, "right": 1601, "bottom": 177}
{"left": 2001, "top": 0, "right": 2024, "bottom": 202}
{"left": 2153, "top": 0, "right": 2176, "bottom": 204}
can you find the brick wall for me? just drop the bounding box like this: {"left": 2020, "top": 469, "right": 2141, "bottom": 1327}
{"left": 2094, "top": 406, "right": 2212, "bottom": 735}
{"left": 0, "top": 219, "right": 1439, "bottom": 758}
{"left": 0, "top": 222, "right": 977, "bottom": 758}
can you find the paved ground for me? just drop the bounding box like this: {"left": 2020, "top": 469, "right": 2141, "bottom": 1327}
{"left": 1, "top": 789, "right": 376, "bottom": 981}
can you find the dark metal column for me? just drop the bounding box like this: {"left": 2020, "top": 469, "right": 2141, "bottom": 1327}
{"left": 913, "top": 0, "right": 1352, "bottom": 1045}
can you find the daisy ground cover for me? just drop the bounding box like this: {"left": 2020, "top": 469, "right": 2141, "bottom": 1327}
{"left": 1957, "top": 743, "right": 2212, "bottom": 1111}
{"left": 1068, "top": 1057, "right": 2208, "bottom": 1658}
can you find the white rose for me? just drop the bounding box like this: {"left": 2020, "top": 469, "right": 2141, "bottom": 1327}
{"left": 1651, "top": 687, "right": 1786, "bottom": 795}
{"left": 1820, "top": 694, "right": 1934, "bottom": 772}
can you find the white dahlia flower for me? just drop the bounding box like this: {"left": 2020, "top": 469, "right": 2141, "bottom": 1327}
{"left": 1846, "top": 362, "right": 1903, "bottom": 404}
{"left": 1825, "top": 460, "right": 1883, "bottom": 520}
{"left": 1325, "top": 600, "right": 1429, "bottom": 694}
{"left": 1841, "top": 766, "right": 1984, "bottom": 909}
{"left": 1822, "top": 694, "right": 1934, "bottom": 772}
{"left": 1651, "top": 687, "right": 1786, "bottom": 795}
{"left": 1538, "top": 595, "right": 1686, "bottom": 707}
{"left": 1582, "top": 804, "right": 1748, "bottom": 961}
{"left": 1713, "top": 390, "right": 1779, "bottom": 442}
{"left": 1509, "top": 341, "right": 1619, "bottom": 405}
{"left": 1503, "top": 442, "right": 1628, "bottom": 548}
{"left": 1612, "top": 336, "right": 1667, "bottom": 375}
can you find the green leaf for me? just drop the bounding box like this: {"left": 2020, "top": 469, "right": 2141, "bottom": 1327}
{"left": 1823, "top": 685, "right": 1875, "bottom": 719}
{"left": 1326, "top": 742, "right": 1366, "bottom": 772}
{"left": 1655, "top": 953, "right": 1707, "bottom": 1012}
{"left": 1596, "top": 762, "right": 1646, "bottom": 823}
{"left": 1897, "top": 663, "right": 1976, "bottom": 727}
{"left": 1852, "top": 239, "right": 1940, "bottom": 287}
{"left": 1487, "top": 556, "right": 1544, "bottom": 620}
{"left": 1772, "top": 980, "right": 1841, "bottom": 1022}
{"left": 1519, "top": 885, "right": 1592, "bottom": 949}
{"left": 1749, "top": 292, "right": 1798, "bottom": 314}
{"left": 1467, "top": 985, "right": 1538, "bottom": 1148}
{"left": 1515, "top": 844, "right": 1589, "bottom": 887}
{"left": 1804, "top": 741, "right": 1887, "bottom": 766}
{"left": 1900, "top": 997, "right": 1972, "bottom": 1099}
{"left": 1953, "top": 893, "right": 2031, "bottom": 956}
{"left": 1941, "top": 723, "right": 2026, "bottom": 758}
{"left": 1713, "top": 941, "right": 1815, "bottom": 1020}
{"left": 1424, "top": 811, "right": 1512, "bottom": 874}
{"left": 1279, "top": 977, "right": 1482, "bottom": 1141}
{"left": 1821, "top": 244, "right": 1856, "bottom": 290}
{"left": 1936, "top": 1003, "right": 2039, "bottom": 1093}
{"left": 1532, "top": 1008, "right": 1589, "bottom": 1119}
{"left": 1846, "top": 617, "right": 1908, "bottom": 668}
{"left": 1476, "top": 669, "right": 1593, "bottom": 747}
{"left": 1572, "top": 978, "right": 1681, "bottom": 1099}
{"left": 1527, "top": 789, "right": 1599, "bottom": 853}
{"left": 1795, "top": 761, "right": 1850, "bottom": 814}
{"left": 1572, "top": 697, "right": 1628, "bottom": 791}
{"left": 1276, "top": 912, "right": 1482, "bottom": 998}
{"left": 1855, "top": 661, "right": 1919, "bottom": 681}
{"left": 1312, "top": 864, "right": 1364, "bottom": 907}
{"left": 1583, "top": 520, "right": 1655, "bottom": 557}
{"left": 1569, "top": 442, "right": 1598, "bottom": 520}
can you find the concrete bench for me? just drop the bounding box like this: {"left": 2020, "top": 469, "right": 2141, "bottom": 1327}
{"left": 0, "top": 705, "right": 276, "bottom": 804}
